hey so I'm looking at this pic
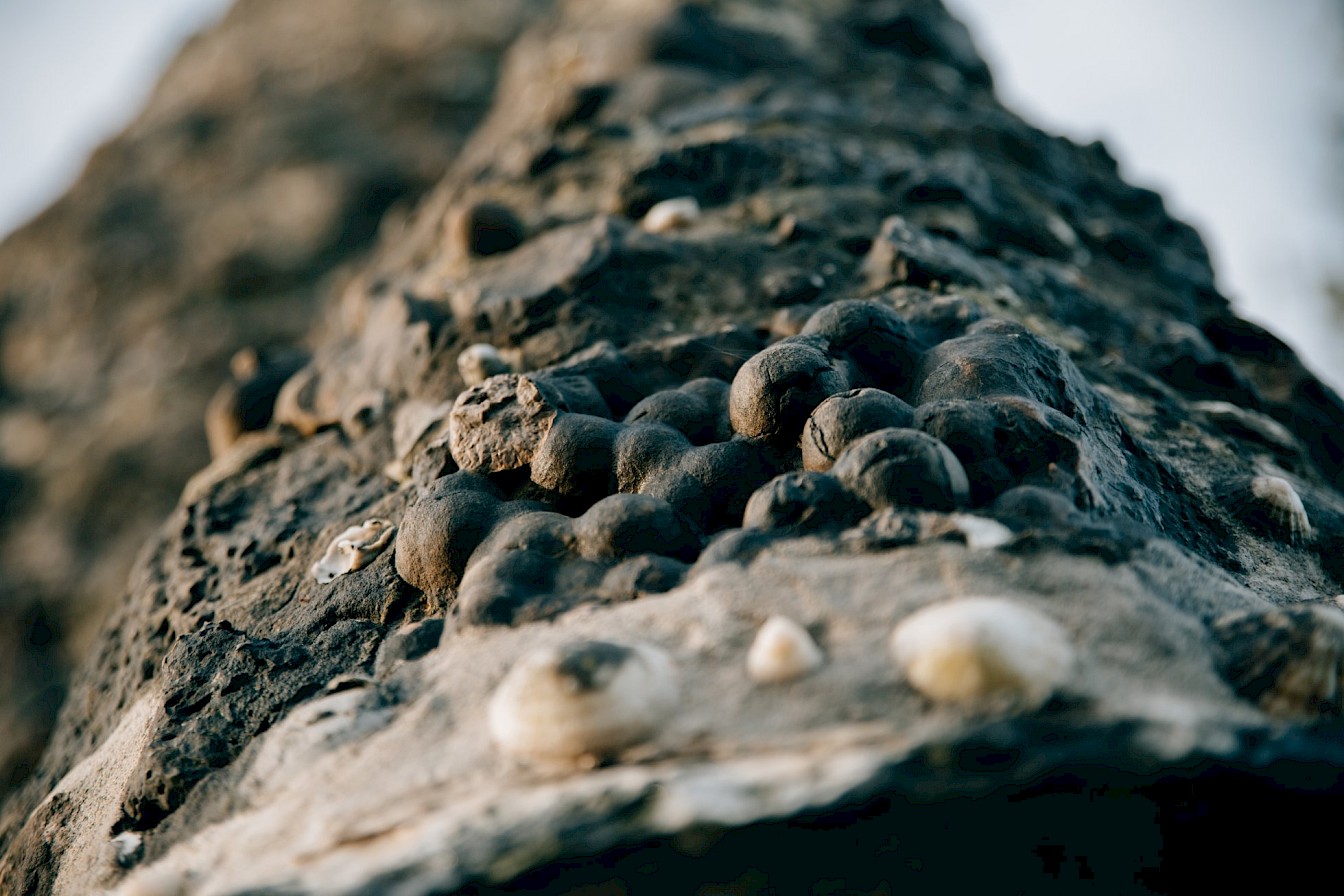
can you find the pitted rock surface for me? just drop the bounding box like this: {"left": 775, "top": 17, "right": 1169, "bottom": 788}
{"left": 6, "top": 0, "right": 1344, "bottom": 892}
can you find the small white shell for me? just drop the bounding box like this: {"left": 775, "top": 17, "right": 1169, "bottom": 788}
{"left": 1248, "top": 475, "right": 1312, "bottom": 545}
{"left": 488, "top": 640, "right": 679, "bottom": 765}
{"left": 310, "top": 518, "right": 397, "bottom": 584}
{"left": 640, "top": 196, "right": 701, "bottom": 233}
{"left": 746, "top": 616, "right": 824, "bottom": 684}
{"left": 109, "top": 831, "right": 143, "bottom": 869}
{"left": 947, "top": 514, "right": 1014, "bottom": 550}
{"left": 890, "top": 597, "right": 1074, "bottom": 709}
{"left": 456, "top": 343, "right": 511, "bottom": 387}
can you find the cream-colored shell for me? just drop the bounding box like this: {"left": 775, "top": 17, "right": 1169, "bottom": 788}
{"left": 456, "top": 343, "right": 511, "bottom": 387}
{"left": 1249, "top": 475, "right": 1312, "bottom": 545}
{"left": 488, "top": 640, "right": 678, "bottom": 765}
{"left": 947, "top": 514, "right": 1014, "bottom": 550}
{"left": 310, "top": 519, "right": 397, "bottom": 584}
{"left": 890, "top": 597, "right": 1074, "bottom": 709}
{"left": 746, "top": 616, "right": 824, "bottom": 684}
{"left": 640, "top": 196, "right": 701, "bottom": 233}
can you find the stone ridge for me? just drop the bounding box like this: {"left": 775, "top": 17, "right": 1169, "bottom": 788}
{"left": 5, "top": 0, "right": 1344, "bottom": 892}
{"left": 0, "top": 0, "right": 547, "bottom": 811}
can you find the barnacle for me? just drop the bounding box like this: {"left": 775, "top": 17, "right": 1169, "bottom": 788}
{"left": 1210, "top": 606, "right": 1344, "bottom": 718}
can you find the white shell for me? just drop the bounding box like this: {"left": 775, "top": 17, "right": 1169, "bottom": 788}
{"left": 488, "top": 640, "right": 679, "bottom": 764}
{"left": 457, "top": 343, "right": 511, "bottom": 387}
{"left": 310, "top": 518, "right": 397, "bottom": 584}
{"left": 640, "top": 196, "right": 701, "bottom": 233}
{"left": 947, "top": 514, "right": 1014, "bottom": 550}
{"left": 1249, "top": 475, "right": 1312, "bottom": 545}
{"left": 109, "top": 831, "right": 143, "bottom": 868}
{"left": 890, "top": 597, "right": 1075, "bottom": 709}
{"left": 746, "top": 616, "right": 824, "bottom": 684}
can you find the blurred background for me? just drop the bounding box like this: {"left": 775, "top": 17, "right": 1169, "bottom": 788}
{"left": 4, "top": 0, "right": 1340, "bottom": 387}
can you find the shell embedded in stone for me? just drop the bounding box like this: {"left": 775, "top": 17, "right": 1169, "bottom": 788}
{"left": 1246, "top": 475, "right": 1312, "bottom": 545}
{"left": 640, "top": 196, "right": 701, "bottom": 233}
{"left": 746, "top": 616, "right": 824, "bottom": 684}
{"left": 1210, "top": 605, "right": 1344, "bottom": 718}
{"left": 889, "top": 597, "right": 1074, "bottom": 709}
{"left": 310, "top": 518, "right": 397, "bottom": 584}
{"left": 488, "top": 639, "right": 679, "bottom": 764}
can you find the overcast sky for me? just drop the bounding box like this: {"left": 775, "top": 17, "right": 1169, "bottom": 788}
{"left": 2, "top": 0, "right": 1341, "bottom": 387}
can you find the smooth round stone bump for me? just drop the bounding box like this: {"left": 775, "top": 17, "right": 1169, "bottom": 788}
{"left": 728, "top": 339, "right": 849, "bottom": 444}
{"left": 831, "top": 428, "right": 970, "bottom": 511}
{"left": 801, "top": 388, "right": 915, "bottom": 472}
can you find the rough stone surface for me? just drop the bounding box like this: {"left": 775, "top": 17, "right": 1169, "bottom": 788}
{"left": 6, "top": 0, "right": 1344, "bottom": 892}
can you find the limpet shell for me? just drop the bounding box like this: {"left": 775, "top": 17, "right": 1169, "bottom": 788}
{"left": 746, "top": 616, "right": 824, "bottom": 684}
{"left": 1210, "top": 606, "right": 1344, "bottom": 718}
{"left": 310, "top": 518, "right": 397, "bottom": 584}
{"left": 890, "top": 597, "right": 1074, "bottom": 709}
{"left": 488, "top": 640, "right": 679, "bottom": 765}
{"left": 1244, "top": 475, "right": 1313, "bottom": 545}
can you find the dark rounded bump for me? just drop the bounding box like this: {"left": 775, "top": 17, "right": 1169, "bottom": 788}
{"left": 989, "top": 485, "right": 1081, "bottom": 531}
{"left": 532, "top": 372, "right": 613, "bottom": 419}
{"left": 678, "top": 439, "right": 779, "bottom": 531}
{"left": 577, "top": 493, "right": 701, "bottom": 562}
{"left": 474, "top": 510, "right": 576, "bottom": 559}
{"left": 693, "top": 528, "right": 777, "bottom": 570}
{"left": 801, "top": 300, "right": 921, "bottom": 392}
{"left": 450, "top": 201, "right": 525, "bottom": 257}
{"left": 830, "top": 427, "right": 970, "bottom": 511}
{"left": 915, "top": 397, "right": 1082, "bottom": 505}
{"left": 456, "top": 549, "right": 561, "bottom": 626}
{"left": 742, "top": 471, "right": 870, "bottom": 532}
{"left": 914, "top": 324, "right": 1079, "bottom": 417}
{"left": 638, "top": 468, "right": 713, "bottom": 532}
{"left": 728, "top": 338, "right": 850, "bottom": 444}
{"left": 394, "top": 474, "right": 506, "bottom": 599}
{"left": 613, "top": 423, "right": 693, "bottom": 492}
{"left": 529, "top": 413, "right": 621, "bottom": 498}
{"left": 682, "top": 377, "right": 733, "bottom": 441}
{"left": 599, "top": 554, "right": 688, "bottom": 599}
{"left": 801, "top": 388, "right": 915, "bottom": 472}
{"left": 624, "top": 390, "right": 717, "bottom": 444}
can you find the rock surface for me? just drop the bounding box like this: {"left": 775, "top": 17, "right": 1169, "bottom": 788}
{"left": 6, "top": 0, "right": 1344, "bottom": 891}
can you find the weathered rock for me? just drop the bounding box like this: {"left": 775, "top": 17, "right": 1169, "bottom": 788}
{"left": 8, "top": 0, "right": 1344, "bottom": 892}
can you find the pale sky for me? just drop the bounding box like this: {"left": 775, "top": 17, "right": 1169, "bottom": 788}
{"left": 2, "top": 0, "right": 1342, "bottom": 387}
